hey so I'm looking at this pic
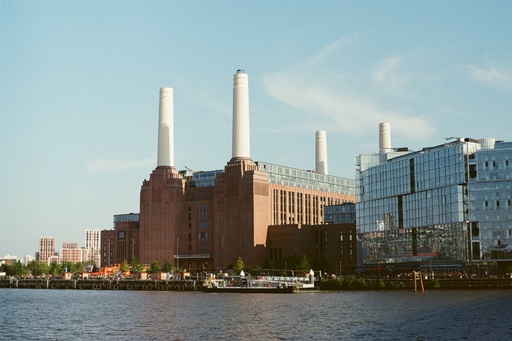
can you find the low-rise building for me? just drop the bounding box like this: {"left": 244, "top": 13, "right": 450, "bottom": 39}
{"left": 101, "top": 213, "right": 140, "bottom": 267}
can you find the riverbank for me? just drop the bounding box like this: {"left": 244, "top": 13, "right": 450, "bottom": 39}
{"left": 317, "top": 277, "right": 512, "bottom": 291}
{"left": 0, "top": 277, "right": 197, "bottom": 291}
{"left": 2, "top": 277, "right": 512, "bottom": 291}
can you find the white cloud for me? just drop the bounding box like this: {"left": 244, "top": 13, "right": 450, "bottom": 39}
{"left": 86, "top": 157, "right": 154, "bottom": 174}
{"left": 262, "top": 41, "right": 436, "bottom": 140}
{"left": 372, "top": 55, "right": 412, "bottom": 96}
{"left": 469, "top": 62, "right": 512, "bottom": 91}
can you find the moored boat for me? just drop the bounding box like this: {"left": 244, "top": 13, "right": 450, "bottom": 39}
{"left": 203, "top": 269, "right": 318, "bottom": 293}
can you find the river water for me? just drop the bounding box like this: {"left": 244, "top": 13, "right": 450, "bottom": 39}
{"left": 1, "top": 289, "right": 511, "bottom": 340}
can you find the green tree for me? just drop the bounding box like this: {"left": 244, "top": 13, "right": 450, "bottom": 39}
{"left": 82, "top": 260, "right": 97, "bottom": 272}
{"left": 61, "top": 261, "right": 77, "bottom": 274}
{"left": 119, "top": 260, "right": 130, "bottom": 272}
{"left": 8, "top": 261, "right": 29, "bottom": 276}
{"left": 130, "top": 258, "right": 143, "bottom": 273}
{"left": 74, "top": 261, "right": 86, "bottom": 273}
{"left": 28, "top": 261, "right": 49, "bottom": 276}
{"left": 0, "top": 264, "right": 8, "bottom": 274}
{"left": 48, "top": 262, "right": 62, "bottom": 276}
{"left": 297, "top": 255, "right": 311, "bottom": 272}
{"left": 161, "top": 260, "right": 174, "bottom": 273}
{"left": 234, "top": 257, "right": 245, "bottom": 274}
{"left": 149, "top": 260, "right": 161, "bottom": 274}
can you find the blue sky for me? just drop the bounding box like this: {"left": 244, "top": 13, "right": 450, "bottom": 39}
{"left": 2, "top": 1, "right": 511, "bottom": 259}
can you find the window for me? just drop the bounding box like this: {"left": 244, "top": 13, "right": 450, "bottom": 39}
{"left": 118, "top": 231, "right": 125, "bottom": 240}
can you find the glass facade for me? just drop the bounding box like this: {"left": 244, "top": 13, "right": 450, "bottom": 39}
{"left": 189, "top": 170, "right": 224, "bottom": 187}
{"left": 356, "top": 139, "right": 481, "bottom": 264}
{"left": 468, "top": 141, "right": 512, "bottom": 261}
{"left": 256, "top": 161, "right": 355, "bottom": 196}
{"left": 325, "top": 203, "right": 356, "bottom": 224}
{"left": 113, "top": 213, "right": 140, "bottom": 224}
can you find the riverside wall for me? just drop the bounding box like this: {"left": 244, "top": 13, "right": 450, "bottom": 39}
{"left": 0, "top": 277, "right": 198, "bottom": 291}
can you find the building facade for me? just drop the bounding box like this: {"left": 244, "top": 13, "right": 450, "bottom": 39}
{"left": 85, "top": 229, "right": 101, "bottom": 267}
{"left": 139, "top": 71, "right": 355, "bottom": 271}
{"left": 265, "top": 203, "right": 358, "bottom": 275}
{"left": 36, "top": 237, "right": 56, "bottom": 263}
{"left": 468, "top": 139, "right": 512, "bottom": 264}
{"left": 60, "top": 242, "right": 88, "bottom": 264}
{"left": 357, "top": 124, "right": 512, "bottom": 274}
{"left": 100, "top": 213, "right": 140, "bottom": 267}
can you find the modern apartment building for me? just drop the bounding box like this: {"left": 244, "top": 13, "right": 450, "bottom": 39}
{"left": 36, "top": 237, "right": 56, "bottom": 263}
{"left": 60, "top": 242, "right": 88, "bottom": 264}
{"left": 85, "top": 229, "right": 101, "bottom": 266}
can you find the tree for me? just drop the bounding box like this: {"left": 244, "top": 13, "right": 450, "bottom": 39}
{"left": 48, "top": 262, "right": 62, "bottom": 276}
{"left": 233, "top": 257, "right": 245, "bottom": 274}
{"left": 119, "top": 260, "right": 130, "bottom": 272}
{"left": 74, "top": 262, "right": 87, "bottom": 272}
{"left": 28, "top": 261, "right": 49, "bottom": 276}
{"left": 149, "top": 260, "right": 161, "bottom": 274}
{"left": 0, "top": 263, "right": 8, "bottom": 274}
{"left": 8, "top": 261, "right": 29, "bottom": 276}
{"left": 130, "top": 258, "right": 143, "bottom": 273}
{"left": 297, "top": 255, "right": 311, "bottom": 272}
{"left": 61, "top": 261, "right": 76, "bottom": 274}
{"left": 161, "top": 260, "right": 174, "bottom": 273}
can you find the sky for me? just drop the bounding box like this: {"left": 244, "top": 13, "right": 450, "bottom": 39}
{"left": 2, "top": 1, "right": 512, "bottom": 259}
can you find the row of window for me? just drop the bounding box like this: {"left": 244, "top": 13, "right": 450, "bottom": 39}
{"left": 258, "top": 161, "right": 355, "bottom": 195}
{"left": 271, "top": 189, "right": 337, "bottom": 225}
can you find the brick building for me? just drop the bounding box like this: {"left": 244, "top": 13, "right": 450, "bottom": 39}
{"left": 138, "top": 71, "right": 355, "bottom": 272}
{"left": 100, "top": 213, "right": 139, "bottom": 267}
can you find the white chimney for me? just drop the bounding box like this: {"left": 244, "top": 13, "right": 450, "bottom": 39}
{"left": 315, "top": 131, "right": 328, "bottom": 174}
{"left": 379, "top": 122, "right": 392, "bottom": 162}
{"left": 157, "top": 87, "right": 174, "bottom": 168}
{"left": 232, "top": 70, "right": 250, "bottom": 161}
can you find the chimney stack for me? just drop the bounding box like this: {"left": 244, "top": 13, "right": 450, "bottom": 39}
{"left": 231, "top": 70, "right": 251, "bottom": 161}
{"left": 157, "top": 87, "right": 174, "bottom": 168}
{"left": 379, "top": 122, "right": 392, "bottom": 163}
{"left": 315, "top": 131, "right": 328, "bottom": 174}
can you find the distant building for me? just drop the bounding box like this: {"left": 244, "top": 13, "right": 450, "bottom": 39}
{"left": 36, "top": 237, "right": 56, "bottom": 263}
{"left": 0, "top": 254, "right": 19, "bottom": 266}
{"left": 356, "top": 124, "right": 512, "bottom": 275}
{"left": 85, "top": 229, "right": 101, "bottom": 267}
{"left": 24, "top": 254, "right": 35, "bottom": 265}
{"left": 100, "top": 213, "right": 140, "bottom": 267}
{"left": 60, "top": 242, "right": 88, "bottom": 264}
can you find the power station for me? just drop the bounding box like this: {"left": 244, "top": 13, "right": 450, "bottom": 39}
{"left": 138, "top": 70, "right": 355, "bottom": 270}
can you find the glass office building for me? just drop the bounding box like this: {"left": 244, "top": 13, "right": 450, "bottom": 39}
{"left": 356, "top": 138, "right": 481, "bottom": 265}
{"left": 468, "top": 140, "right": 512, "bottom": 262}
